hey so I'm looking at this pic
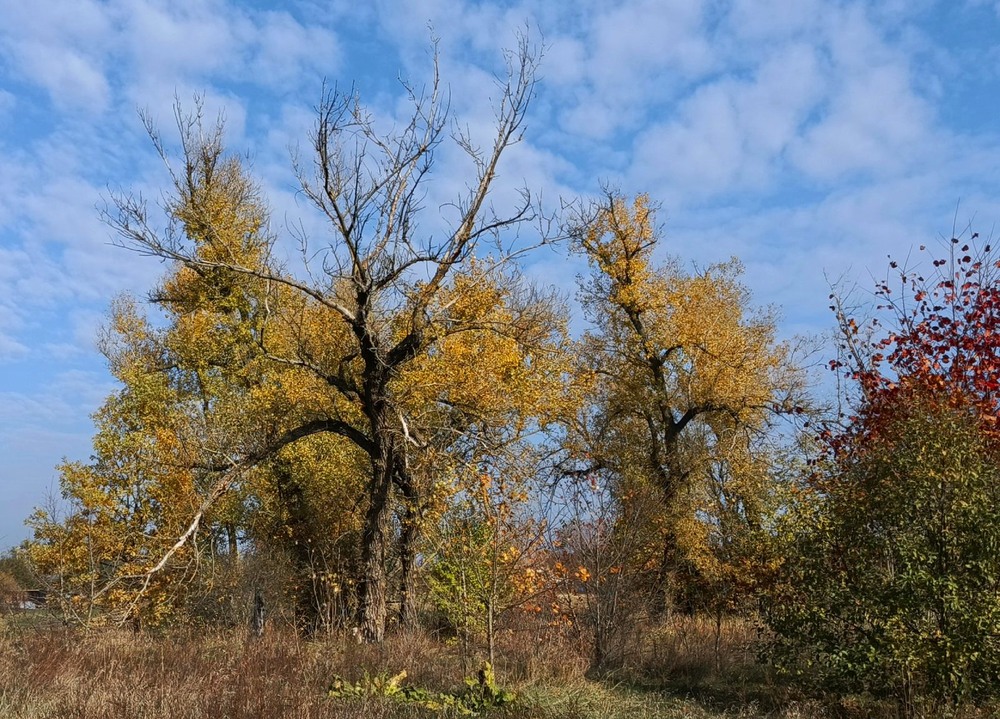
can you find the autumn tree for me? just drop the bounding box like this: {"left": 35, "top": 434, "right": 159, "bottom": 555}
{"left": 29, "top": 143, "right": 286, "bottom": 623}
{"left": 0, "top": 573, "right": 23, "bottom": 612}
{"left": 565, "top": 191, "right": 807, "bottom": 616}
{"left": 30, "top": 297, "right": 209, "bottom": 624}
{"left": 28, "top": 118, "right": 373, "bottom": 627}
{"left": 0, "top": 546, "right": 34, "bottom": 591}
{"left": 426, "top": 457, "right": 554, "bottom": 666}
{"left": 769, "top": 240, "right": 1000, "bottom": 713}
{"left": 104, "top": 41, "right": 552, "bottom": 642}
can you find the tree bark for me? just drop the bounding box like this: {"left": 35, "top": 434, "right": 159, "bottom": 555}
{"left": 652, "top": 528, "right": 677, "bottom": 620}
{"left": 397, "top": 508, "right": 418, "bottom": 629}
{"left": 650, "top": 428, "right": 685, "bottom": 620}
{"left": 396, "top": 467, "right": 420, "bottom": 630}
{"left": 357, "top": 418, "right": 395, "bottom": 643}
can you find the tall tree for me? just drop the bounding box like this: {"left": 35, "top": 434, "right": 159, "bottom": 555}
{"left": 104, "top": 42, "right": 546, "bottom": 641}
{"left": 29, "top": 145, "right": 296, "bottom": 624}
{"left": 567, "top": 191, "right": 806, "bottom": 614}
{"left": 30, "top": 297, "right": 208, "bottom": 624}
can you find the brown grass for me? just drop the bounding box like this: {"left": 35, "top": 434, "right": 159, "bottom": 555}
{"left": 3, "top": 613, "right": 992, "bottom": 719}
{"left": 0, "top": 624, "right": 433, "bottom": 718}
{"left": 0, "top": 619, "right": 583, "bottom": 718}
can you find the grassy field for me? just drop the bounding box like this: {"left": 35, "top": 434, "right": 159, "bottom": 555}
{"left": 0, "top": 613, "right": 977, "bottom": 718}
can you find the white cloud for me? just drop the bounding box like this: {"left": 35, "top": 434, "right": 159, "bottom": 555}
{"left": 0, "top": 0, "right": 343, "bottom": 119}
{"left": 0, "top": 369, "right": 113, "bottom": 429}
{"left": 374, "top": 0, "right": 531, "bottom": 63}
{"left": 0, "top": 0, "right": 114, "bottom": 113}
{"left": 616, "top": 1, "right": 948, "bottom": 207}
{"left": 727, "top": 0, "right": 827, "bottom": 42}
{"left": 114, "top": 0, "right": 246, "bottom": 81}
{"left": 0, "top": 0, "right": 113, "bottom": 48}
{"left": 248, "top": 10, "right": 340, "bottom": 87}
{"left": 0, "top": 335, "right": 29, "bottom": 363}
{"left": 13, "top": 43, "right": 110, "bottom": 112}
{"left": 630, "top": 43, "right": 825, "bottom": 202}
{"left": 588, "top": 0, "right": 713, "bottom": 86}
{"left": 791, "top": 64, "right": 932, "bottom": 181}
{"left": 542, "top": 36, "right": 586, "bottom": 87}
{"left": 632, "top": 85, "right": 745, "bottom": 199}
{"left": 552, "top": 0, "right": 717, "bottom": 139}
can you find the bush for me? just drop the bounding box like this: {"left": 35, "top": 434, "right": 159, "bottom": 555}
{"left": 768, "top": 387, "right": 1000, "bottom": 714}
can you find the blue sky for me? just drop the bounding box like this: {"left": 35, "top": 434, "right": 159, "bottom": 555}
{"left": 3, "top": 0, "right": 1000, "bottom": 549}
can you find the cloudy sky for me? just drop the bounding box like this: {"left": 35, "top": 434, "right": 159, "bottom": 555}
{"left": 2, "top": 0, "right": 1000, "bottom": 548}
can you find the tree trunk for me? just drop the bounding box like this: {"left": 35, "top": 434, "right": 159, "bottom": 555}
{"left": 398, "top": 514, "right": 418, "bottom": 629}
{"left": 651, "top": 443, "right": 685, "bottom": 621}
{"left": 251, "top": 588, "right": 266, "bottom": 638}
{"left": 486, "top": 597, "right": 496, "bottom": 668}
{"left": 396, "top": 470, "right": 419, "bottom": 630}
{"left": 357, "top": 437, "right": 394, "bottom": 643}
{"left": 226, "top": 523, "right": 239, "bottom": 560}
{"left": 652, "top": 529, "right": 676, "bottom": 620}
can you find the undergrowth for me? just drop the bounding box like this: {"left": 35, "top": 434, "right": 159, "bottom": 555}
{"left": 2, "top": 613, "right": 988, "bottom": 718}
{"left": 328, "top": 663, "right": 514, "bottom": 715}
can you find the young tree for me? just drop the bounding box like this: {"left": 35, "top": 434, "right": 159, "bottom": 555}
{"left": 771, "top": 384, "right": 1000, "bottom": 713}
{"left": 104, "top": 41, "right": 547, "bottom": 642}
{"left": 551, "top": 472, "right": 652, "bottom": 670}
{"left": 426, "top": 455, "right": 555, "bottom": 667}
{"left": 769, "top": 240, "right": 1000, "bottom": 714}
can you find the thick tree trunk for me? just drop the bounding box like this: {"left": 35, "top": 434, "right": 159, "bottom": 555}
{"left": 357, "top": 436, "right": 394, "bottom": 643}
{"left": 651, "top": 440, "right": 685, "bottom": 621}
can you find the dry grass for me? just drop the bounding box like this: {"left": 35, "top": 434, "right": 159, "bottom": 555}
{"left": 0, "top": 623, "right": 446, "bottom": 718}
{"left": 2, "top": 613, "right": 992, "bottom": 719}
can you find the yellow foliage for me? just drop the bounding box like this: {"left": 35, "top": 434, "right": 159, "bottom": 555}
{"left": 573, "top": 190, "right": 805, "bottom": 607}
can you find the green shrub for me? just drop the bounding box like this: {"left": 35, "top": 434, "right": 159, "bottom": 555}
{"left": 328, "top": 662, "right": 516, "bottom": 715}
{"left": 767, "top": 390, "right": 1000, "bottom": 713}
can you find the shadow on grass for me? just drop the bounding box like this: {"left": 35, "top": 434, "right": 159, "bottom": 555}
{"left": 584, "top": 664, "right": 878, "bottom": 719}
